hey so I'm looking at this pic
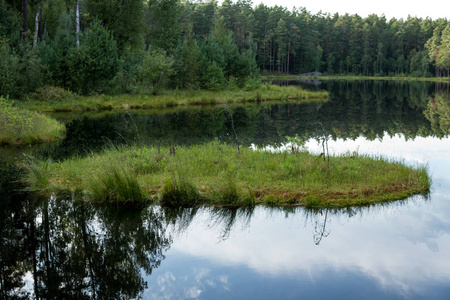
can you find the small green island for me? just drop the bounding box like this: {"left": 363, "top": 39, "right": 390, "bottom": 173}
{"left": 23, "top": 141, "right": 430, "bottom": 207}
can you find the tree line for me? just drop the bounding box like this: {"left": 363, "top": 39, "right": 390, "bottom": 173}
{"left": 0, "top": 0, "right": 449, "bottom": 98}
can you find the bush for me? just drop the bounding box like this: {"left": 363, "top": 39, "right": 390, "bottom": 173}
{"left": 243, "top": 76, "right": 262, "bottom": 91}
{"left": 0, "top": 39, "right": 46, "bottom": 98}
{"left": 0, "top": 39, "right": 19, "bottom": 97}
{"left": 25, "top": 85, "right": 76, "bottom": 102}
{"left": 0, "top": 96, "right": 32, "bottom": 136}
{"left": 41, "top": 13, "right": 76, "bottom": 89}
{"left": 202, "top": 61, "right": 225, "bottom": 91}
{"left": 136, "top": 48, "right": 175, "bottom": 94}
{"left": 0, "top": 96, "right": 65, "bottom": 145}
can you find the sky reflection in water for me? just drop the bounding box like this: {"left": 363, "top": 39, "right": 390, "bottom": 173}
{"left": 145, "top": 133, "right": 450, "bottom": 300}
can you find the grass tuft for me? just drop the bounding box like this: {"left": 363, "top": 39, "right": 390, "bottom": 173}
{"left": 160, "top": 175, "right": 204, "bottom": 207}
{"left": 89, "top": 165, "right": 145, "bottom": 203}
{"left": 21, "top": 155, "right": 52, "bottom": 195}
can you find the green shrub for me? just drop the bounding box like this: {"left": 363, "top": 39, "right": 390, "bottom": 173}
{"left": 0, "top": 39, "right": 19, "bottom": 97}
{"left": 68, "top": 19, "right": 120, "bottom": 94}
{"left": 26, "top": 85, "right": 76, "bottom": 102}
{"left": 0, "top": 39, "right": 46, "bottom": 98}
{"left": 40, "top": 13, "right": 75, "bottom": 89}
{"left": 243, "top": 76, "right": 262, "bottom": 91}
{"left": 1, "top": 96, "right": 65, "bottom": 145}
{"left": 0, "top": 96, "right": 32, "bottom": 136}
{"left": 136, "top": 47, "right": 175, "bottom": 94}
{"left": 202, "top": 61, "right": 226, "bottom": 91}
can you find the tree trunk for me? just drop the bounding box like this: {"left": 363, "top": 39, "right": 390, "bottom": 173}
{"left": 67, "top": 4, "right": 71, "bottom": 32}
{"left": 38, "top": 4, "right": 43, "bottom": 41}
{"left": 33, "top": 2, "right": 41, "bottom": 47}
{"left": 22, "top": 0, "right": 28, "bottom": 41}
{"left": 75, "top": 0, "right": 80, "bottom": 47}
{"left": 287, "top": 37, "right": 291, "bottom": 75}
{"left": 43, "top": 0, "right": 50, "bottom": 36}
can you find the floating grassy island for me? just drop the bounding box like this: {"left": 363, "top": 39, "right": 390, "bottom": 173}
{"left": 24, "top": 142, "right": 430, "bottom": 207}
{"left": 21, "top": 84, "right": 328, "bottom": 112}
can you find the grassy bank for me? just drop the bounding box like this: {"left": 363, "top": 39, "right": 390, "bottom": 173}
{"left": 263, "top": 75, "right": 450, "bottom": 83}
{"left": 22, "top": 142, "right": 430, "bottom": 207}
{"left": 0, "top": 97, "right": 65, "bottom": 146}
{"left": 19, "top": 84, "right": 328, "bottom": 112}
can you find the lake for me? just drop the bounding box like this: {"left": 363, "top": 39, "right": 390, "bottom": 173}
{"left": 1, "top": 80, "right": 449, "bottom": 299}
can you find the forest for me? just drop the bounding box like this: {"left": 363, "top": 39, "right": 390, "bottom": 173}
{"left": 1, "top": 0, "right": 449, "bottom": 98}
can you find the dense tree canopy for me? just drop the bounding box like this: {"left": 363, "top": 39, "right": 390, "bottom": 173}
{"left": 0, "top": 0, "right": 449, "bottom": 98}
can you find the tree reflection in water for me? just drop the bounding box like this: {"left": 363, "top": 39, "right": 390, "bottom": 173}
{"left": 0, "top": 187, "right": 172, "bottom": 299}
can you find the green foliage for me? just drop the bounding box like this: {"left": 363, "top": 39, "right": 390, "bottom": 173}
{"left": 202, "top": 61, "right": 226, "bottom": 91}
{"left": 136, "top": 47, "right": 175, "bottom": 94}
{"left": 68, "top": 19, "right": 120, "bottom": 94}
{"left": 0, "top": 38, "right": 46, "bottom": 98}
{"left": 0, "top": 0, "right": 20, "bottom": 39}
{"left": 175, "top": 24, "right": 201, "bottom": 89}
{"left": 409, "top": 50, "right": 431, "bottom": 77}
{"left": 146, "top": 0, "right": 183, "bottom": 53}
{"left": 86, "top": 0, "right": 145, "bottom": 52}
{"left": 26, "top": 85, "right": 77, "bottom": 102}
{"left": 0, "top": 96, "right": 65, "bottom": 145}
{"left": 286, "top": 134, "right": 306, "bottom": 153}
{"left": 0, "top": 39, "right": 19, "bottom": 97}
{"left": 41, "top": 13, "right": 75, "bottom": 88}
{"left": 1, "top": 0, "right": 449, "bottom": 99}
{"left": 437, "top": 24, "right": 450, "bottom": 73}
{"left": 0, "top": 96, "right": 32, "bottom": 136}
{"left": 243, "top": 76, "right": 262, "bottom": 91}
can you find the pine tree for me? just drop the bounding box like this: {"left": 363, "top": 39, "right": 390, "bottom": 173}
{"left": 275, "top": 18, "right": 287, "bottom": 74}
{"left": 437, "top": 24, "right": 450, "bottom": 76}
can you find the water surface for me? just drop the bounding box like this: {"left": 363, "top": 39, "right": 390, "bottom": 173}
{"left": 1, "top": 80, "right": 449, "bottom": 299}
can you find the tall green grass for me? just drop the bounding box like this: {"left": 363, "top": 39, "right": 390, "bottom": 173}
{"left": 21, "top": 155, "right": 52, "bottom": 195}
{"left": 160, "top": 175, "right": 204, "bottom": 207}
{"left": 21, "top": 141, "right": 430, "bottom": 207}
{"left": 89, "top": 165, "right": 145, "bottom": 203}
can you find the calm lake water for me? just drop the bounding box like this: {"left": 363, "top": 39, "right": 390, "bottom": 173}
{"left": 1, "top": 80, "right": 450, "bottom": 299}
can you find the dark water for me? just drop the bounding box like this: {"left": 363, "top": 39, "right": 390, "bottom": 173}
{"left": 1, "top": 81, "right": 450, "bottom": 299}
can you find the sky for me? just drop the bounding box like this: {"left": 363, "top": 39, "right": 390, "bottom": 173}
{"left": 254, "top": 0, "right": 450, "bottom": 20}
